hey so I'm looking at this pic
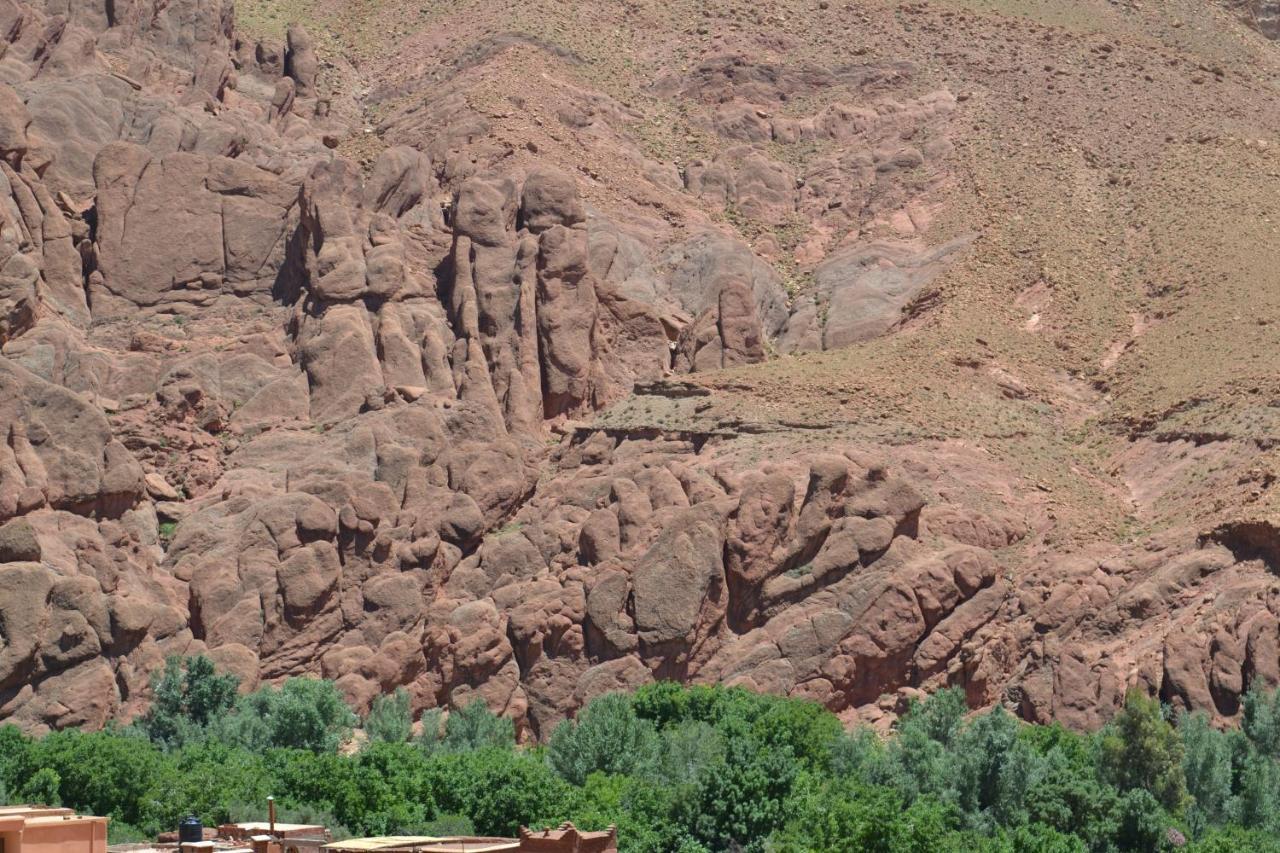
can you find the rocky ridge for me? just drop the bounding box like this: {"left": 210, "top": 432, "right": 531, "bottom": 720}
{"left": 2, "top": 0, "right": 1280, "bottom": 736}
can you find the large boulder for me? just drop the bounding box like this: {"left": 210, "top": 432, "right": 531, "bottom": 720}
{"left": 285, "top": 25, "right": 319, "bottom": 97}
{"left": 91, "top": 144, "right": 299, "bottom": 318}
{"left": 0, "top": 360, "right": 144, "bottom": 520}
{"left": 0, "top": 83, "right": 30, "bottom": 165}
{"left": 0, "top": 518, "right": 40, "bottom": 562}
{"left": 673, "top": 278, "right": 766, "bottom": 371}
{"left": 779, "top": 236, "right": 973, "bottom": 351}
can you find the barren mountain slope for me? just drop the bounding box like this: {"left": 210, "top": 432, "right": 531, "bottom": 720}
{"left": 2, "top": 0, "right": 1280, "bottom": 736}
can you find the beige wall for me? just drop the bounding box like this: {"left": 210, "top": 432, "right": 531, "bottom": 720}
{"left": 2, "top": 828, "right": 24, "bottom": 853}
{"left": 0, "top": 811, "right": 108, "bottom": 853}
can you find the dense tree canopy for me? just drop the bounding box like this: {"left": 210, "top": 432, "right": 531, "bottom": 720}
{"left": 2, "top": 660, "right": 1279, "bottom": 852}
{"left": 137, "top": 655, "right": 240, "bottom": 749}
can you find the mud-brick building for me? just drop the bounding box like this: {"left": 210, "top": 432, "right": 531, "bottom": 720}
{"left": 0, "top": 807, "right": 108, "bottom": 853}
{"left": 516, "top": 824, "right": 617, "bottom": 853}
{"left": 319, "top": 823, "right": 617, "bottom": 853}
{"left": 321, "top": 835, "right": 517, "bottom": 853}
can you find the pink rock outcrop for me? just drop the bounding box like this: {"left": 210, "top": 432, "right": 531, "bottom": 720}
{"left": 1, "top": 0, "right": 1276, "bottom": 740}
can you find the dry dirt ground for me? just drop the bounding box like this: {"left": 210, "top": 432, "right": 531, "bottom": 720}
{"left": 240, "top": 0, "right": 1280, "bottom": 544}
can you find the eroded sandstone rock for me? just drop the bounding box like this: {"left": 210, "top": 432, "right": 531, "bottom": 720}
{"left": 0, "top": 0, "right": 1275, "bottom": 742}
{"left": 92, "top": 144, "right": 299, "bottom": 318}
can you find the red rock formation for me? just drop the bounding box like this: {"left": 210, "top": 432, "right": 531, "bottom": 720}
{"left": 1, "top": 0, "right": 1278, "bottom": 738}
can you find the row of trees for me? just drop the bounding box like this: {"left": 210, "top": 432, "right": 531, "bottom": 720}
{"left": 2, "top": 656, "right": 1280, "bottom": 852}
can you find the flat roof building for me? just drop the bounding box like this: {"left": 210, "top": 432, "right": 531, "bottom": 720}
{"left": 322, "top": 837, "right": 517, "bottom": 853}
{"left": 0, "top": 807, "right": 109, "bottom": 853}
{"left": 215, "top": 826, "right": 325, "bottom": 843}
{"left": 516, "top": 825, "right": 616, "bottom": 853}
{"left": 320, "top": 824, "right": 616, "bottom": 853}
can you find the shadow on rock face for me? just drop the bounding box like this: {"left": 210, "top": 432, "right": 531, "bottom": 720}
{"left": 1202, "top": 519, "right": 1280, "bottom": 574}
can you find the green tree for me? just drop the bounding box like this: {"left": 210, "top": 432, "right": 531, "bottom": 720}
{"left": 21, "top": 767, "right": 62, "bottom": 806}
{"left": 1004, "top": 822, "right": 1087, "bottom": 853}
{"left": 771, "top": 779, "right": 908, "bottom": 852}
{"left": 632, "top": 682, "right": 772, "bottom": 731}
{"left": 7, "top": 679, "right": 1280, "bottom": 852}
{"left": 1112, "top": 788, "right": 1174, "bottom": 852}
{"left": 878, "top": 689, "right": 973, "bottom": 806}
{"left": 0, "top": 724, "right": 31, "bottom": 798}
{"left": 182, "top": 657, "right": 241, "bottom": 726}
{"left": 1017, "top": 721, "right": 1094, "bottom": 773}
{"left": 1023, "top": 754, "right": 1122, "bottom": 851}
{"left": 903, "top": 688, "right": 968, "bottom": 746}
{"left": 1235, "top": 749, "right": 1280, "bottom": 830}
{"left": 364, "top": 689, "right": 413, "bottom": 745}
{"left": 423, "top": 700, "right": 514, "bottom": 754}
{"left": 17, "top": 729, "right": 174, "bottom": 833}
{"left": 1242, "top": 686, "right": 1280, "bottom": 758}
{"left": 164, "top": 738, "right": 274, "bottom": 828}
{"left": 1189, "top": 825, "right": 1280, "bottom": 852}
{"left": 1179, "top": 711, "right": 1236, "bottom": 834}
{"left": 683, "top": 717, "right": 799, "bottom": 853}
{"left": 425, "top": 748, "right": 571, "bottom": 837}
{"left": 219, "top": 678, "right": 357, "bottom": 753}
{"left": 567, "top": 772, "right": 682, "bottom": 853}
{"left": 652, "top": 720, "right": 724, "bottom": 786}
{"left": 892, "top": 796, "right": 967, "bottom": 853}
{"left": 548, "top": 693, "right": 659, "bottom": 785}
{"left": 772, "top": 780, "right": 973, "bottom": 853}
{"left": 264, "top": 749, "right": 358, "bottom": 827}
{"left": 139, "top": 656, "right": 239, "bottom": 749}
{"left": 419, "top": 814, "right": 475, "bottom": 836}
{"left": 341, "top": 742, "right": 435, "bottom": 833}
{"left": 265, "top": 744, "right": 436, "bottom": 836}
{"left": 414, "top": 708, "right": 444, "bottom": 749}
{"left": 106, "top": 823, "right": 152, "bottom": 844}
{"left": 749, "top": 696, "right": 842, "bottom": 773}
{"left": 885, "top": 713, "right": 956, "bottom": 803}
{"left": 630, "top": 681, "right": 700, "bottom": 729}
{"left": 1099, "top": 691, "right": 1190, "bottom": 813}
{"left": 830, "top": 726, "right": 888, "bottom": 782}
{"left": 952, "top": 706, "right": 1047, "bottom": 827}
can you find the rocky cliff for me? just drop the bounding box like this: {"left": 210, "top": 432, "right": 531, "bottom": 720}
{"left": 3, "top": 0, "right": 1280, "bottom": 736}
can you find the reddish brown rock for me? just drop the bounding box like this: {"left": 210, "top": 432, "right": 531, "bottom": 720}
{"left": 0, "top": 84, "right": 31, "bottom": 165}
{"left": 91, "top": 145, "right": 298, "bottom": 318}
{"left": 0, "top": 0, "right": 1277, "bottom": 742}
{"left": 285, "top": 25, "right": 319, "bottom": 98}
{"left": 674, "top": 279, "right": 766, "bottom": 371}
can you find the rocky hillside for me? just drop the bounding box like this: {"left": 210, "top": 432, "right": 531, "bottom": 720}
{"left": 2, "top": 0, "right": 1280, "bottom": 737}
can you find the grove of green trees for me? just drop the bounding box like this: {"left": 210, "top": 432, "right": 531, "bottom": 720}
{"left": 2, "top": 656, "right": 1279, "bottom": 852}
